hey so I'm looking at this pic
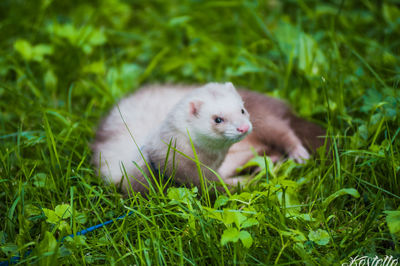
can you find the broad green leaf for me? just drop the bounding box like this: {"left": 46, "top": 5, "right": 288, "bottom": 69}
{"left": 83, "top": 61, "right": 105, "bottom": 74}
{"left": 276, "top": 180, "right": 299, "bottom": 188}
{"left": 107, "top": 63, "right": 143, "bottom": 97}
{"left": 230, "top": 192, "right": 252, "bottom": 201}
{"left": 383, "top": 51, "right": 397, "bottom": 65}
{"left": 82, "top": 44, "right": 92, "bottom": 54}
{"left": 55, "top": 204, "right": 72, "bottom": 219}
{"left": 42, "top": 208, "right": 60, "bottom": 224}
{"left": 32, "top": 173, "right": 47, "bottom": 188}
{"left": 234, "top": 212, "right": 248, "bottom": 228}
{"left": 221, "top": 210, "right": 236, "bottom": 226}
{"left": 238, "top": 156, "right": 267, "bottom": 170}
{"left": 14, "top": 39, "right": 32, "bottom": 60}
{"left": 169, "top": 16, "right": 191, "bottom": 27}
{"left": 226, "top": 60, "right": 265, "bottom": 77}
{"left": 64, "top": 235, "right": 88, "bottom": 248}
{"left": 24, "top": 204, "right": 41, "bottom": 217}
{"left": 221, "top": 228, "right": 240, "bottom": 246}
{"left": 35, "top": 231, "right": 58, "bottom": 264}
{"left": 237, "top": 192, "right": 252, "bottom": 201}
{"left": 59, "top": 220, "right": 72, "bottom": 235}
{"left": 222, "top": 210, "right": 247, "bottom": 228}
{"left": 59, "top": 246, "right": 72, "bottom": 258}
{"left": 167, "top": 187, "right": 196, "bottom": 205}
{"left": 99, "top": 235, "right": 111, "bottom": 245}
{"left": 384, "top": 210, "right": 400, "bottom": 235}
{"left": 278, "top": 160, "right": 298, "bottom": 179}
{"left": 32, "top": 44, "right": 53, "bottom": 61}
{"left": 241, "top": 218, "right": 259, "bottom": 229}
{"left": 214, "top": 195, "right": 229, "bottom": 209}
{"left": 75, "top": 212, "right": 88, "bottom": 224}
{"left": 237, "top": 156, "right": 275, "bottom": 178}
{"left": 99, "top": 0, "right": 131, "bottom": 28}
{"left": 358, "top": 124, "right": 369, "bottom": 140}
{"left": 46, "top": 23, "right": 106, "bottom": 54}
{"left": 1, "top": 243, "right": 18, "bottom": 256}
{"left": 239, "top": 230, "right": 253, "bottom": 248}
{"left": 203, "top": 207, "right": 223, "bottom": 222}
{"left": 298, "top": 214, "right": 315, "bottom": 222}
{"left": 383, "top": 4, "right": 400, "bottom": 25}
{"left": 308, "top": 229, "right": 330, "bottom": 246}
{"left": 277, "top": 191, "right": 301, "bottom": 216}
{"left": 74, "top": 235, "right": 88, "bottom": 247}
{"left": 47, "top": 23, "right": 77, "bottom": 42}
{"left": 44, "top": 70, "right": 58, "bottom": 89}
{"left": 85, "top": 255, "right": 94, "bottom": 264}
{"left": 14, "top": 39, "right": 53, "bottom": 62}
{"left": 282, "top": 229, "right": 307, "bottom": 242}
{"left": 322, "top": 188, "right": 360, "bottom": 209}
{"left": 87, "top": 29, "right": 107, "bottom": 46}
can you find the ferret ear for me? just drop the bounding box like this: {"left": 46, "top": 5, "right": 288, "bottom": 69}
{"left": 224, "top": 82, "right": 236, "bottom": 91}
{"left": 189, "top": 101, "right": 203, "bottom": 117}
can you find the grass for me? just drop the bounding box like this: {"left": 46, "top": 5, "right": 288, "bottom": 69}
{"left": 1, "top": 0, "right": 399, "bottom": 264}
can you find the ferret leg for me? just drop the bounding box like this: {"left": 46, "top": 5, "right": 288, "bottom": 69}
{"left": 275, "top": 129, "right": 310, "bottom": 163}
{"left": 218, "top": 149, "right": 255, "bottom": 179}
{"left": 218, "top": 137, "right": 260, "bottom": 178}
{"left": 221, "top": 176, "right": 246, "bottom": 188}
{"left": 257, "top": 117, "right": 310, "bottom": 163}
{"left": 288, "top": 142, "right": 310, "bottom": 163}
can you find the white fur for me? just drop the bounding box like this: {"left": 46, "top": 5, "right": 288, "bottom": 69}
{"left": 92, "top": 85, "right": 189, "bottom": 184}
{"left": 92, "top": 83, "right": 252, "bottom": 187}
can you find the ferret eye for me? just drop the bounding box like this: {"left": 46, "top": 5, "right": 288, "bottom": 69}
{"left": 214, "top": 117, "right": 224, "bottom": 124}
{"left": 241, "top": 109, "right": 245, "bottom": 114}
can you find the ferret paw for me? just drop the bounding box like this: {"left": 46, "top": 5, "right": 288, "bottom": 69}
{"left": 223, "top": 176, "right": 247, "bottom": 187}
{"left": 289, "top": 145, "right": 310, "bottom": 164}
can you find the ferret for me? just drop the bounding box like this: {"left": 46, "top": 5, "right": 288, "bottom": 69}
{"left": 92, "top": 83, "right": 253, "bottom": 194}
{"left": 92, "top": 83, "right": 326, "bottom": 194}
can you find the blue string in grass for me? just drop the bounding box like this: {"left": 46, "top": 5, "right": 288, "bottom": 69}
{"left": 0, "top": 211, "right": 134, "bottom": 266}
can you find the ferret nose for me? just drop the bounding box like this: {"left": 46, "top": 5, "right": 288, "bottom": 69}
{"left": 237, "top": 124, "right": 250, "bottom": 133}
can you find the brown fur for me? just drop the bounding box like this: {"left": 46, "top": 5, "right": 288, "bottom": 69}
{"left": 289, "top": 115, "right": 326, "bottom": 152}
{"left": 239, "top": 89, "right": 326, "bottom": 155}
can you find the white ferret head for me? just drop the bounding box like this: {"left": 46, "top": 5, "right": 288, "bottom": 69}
{"left": 176, "top": 82, "right": 252, "bottom": 149}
